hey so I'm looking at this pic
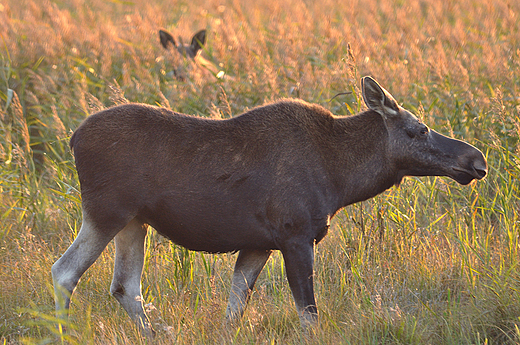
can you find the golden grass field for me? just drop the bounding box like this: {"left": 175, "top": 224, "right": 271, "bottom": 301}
{"left": 0, "top": 0, "right": 519, "bottom": 343}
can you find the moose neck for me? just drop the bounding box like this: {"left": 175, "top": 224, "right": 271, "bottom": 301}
{"left": 329, "top": 110, "right": 399, "bottom": 209}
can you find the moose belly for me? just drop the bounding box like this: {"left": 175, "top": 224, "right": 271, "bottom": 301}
{"left": 140, "top": 202, "right": 275, "bottom": 253}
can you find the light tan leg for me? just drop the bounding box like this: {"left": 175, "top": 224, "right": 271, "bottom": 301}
{"left": 225, "top": 249, "right": 272, "bottom": 322}
{"left": 109, "top": 219, "right": 153, "bottom": 335}
{"left": 52, "top": 215, "right": 116, "bottom": 319}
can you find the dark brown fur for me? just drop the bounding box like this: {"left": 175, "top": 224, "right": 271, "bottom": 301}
{"left": 53, "top": 77, "right": 487, "bottom": 333}
{"left": 70, "top": 100, "right": 396, "bottom": 251}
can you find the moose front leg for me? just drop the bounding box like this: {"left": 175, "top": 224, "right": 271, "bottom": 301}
{"left": 225, "top": 249, "right": 272, "bottom": 322}
{"left": 281, "top": 240, "right": 317, "bottom": 328}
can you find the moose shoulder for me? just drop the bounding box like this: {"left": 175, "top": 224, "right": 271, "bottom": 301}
{"left": 52, "top": 77, "right": 487, "bottom": 335}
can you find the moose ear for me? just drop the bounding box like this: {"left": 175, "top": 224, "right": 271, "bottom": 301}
{"left": 159, "top": 30, "right": 176, "bottom": 49}
{"left": 361, "top": 76, "right": 400, "bottom": 118}
{"left": 190, "top": 30, "right": 207, "bottom": 54}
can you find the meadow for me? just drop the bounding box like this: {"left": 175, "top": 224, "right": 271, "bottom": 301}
{"left": 0, "top": 0, "right": 519, "bottom": 343}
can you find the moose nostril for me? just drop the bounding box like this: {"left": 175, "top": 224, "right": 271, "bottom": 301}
{"left": 475, "top": 167, "right": 487, "bottom": 179}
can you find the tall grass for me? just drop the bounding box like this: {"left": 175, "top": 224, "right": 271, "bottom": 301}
{"left": 1, "top": 0, "right": 519, "bottom": 343}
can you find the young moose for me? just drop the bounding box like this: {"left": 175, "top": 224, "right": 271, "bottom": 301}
{"left": 159, "top": 29, "right": 225, "bottom": 80}
{"left": 159, "top": 29, "right": 207, "bottom": 59}
{"left": 52, "top": 77, "right": 487, "bottom": 334}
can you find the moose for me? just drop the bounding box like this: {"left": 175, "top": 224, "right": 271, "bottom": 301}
{"left": 52, "top": 77, "right": 487, "bottom": 334}
{"left": 159, "top": 29, "right": 207, "bottom": 59}
{"left": 159, "top": 28, "right": 225, "bottom": 80}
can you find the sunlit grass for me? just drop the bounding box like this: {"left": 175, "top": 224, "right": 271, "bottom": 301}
{"left": 1, "top": 0, "right": 519, "bottom": 343}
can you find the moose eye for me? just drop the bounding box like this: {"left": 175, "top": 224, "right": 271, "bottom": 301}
{"left": 419, "top": 125, "right": 429, "bottom": 136}
{"left": 405, "top": 124, "right": 429, "bottom": 138}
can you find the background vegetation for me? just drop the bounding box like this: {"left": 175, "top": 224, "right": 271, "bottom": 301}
{"left": 1, "top": 0, "right": 519, "bottom": 343}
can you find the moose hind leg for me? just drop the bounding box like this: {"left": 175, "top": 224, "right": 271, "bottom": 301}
{"left": 52, "top": 215, "right": 116, "bottom": 318}
{"left": 110, "top": 218, "right": 153, "bottom": 334}
{"left": 225, "top": 249, "right": 272, "bottom": 322}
